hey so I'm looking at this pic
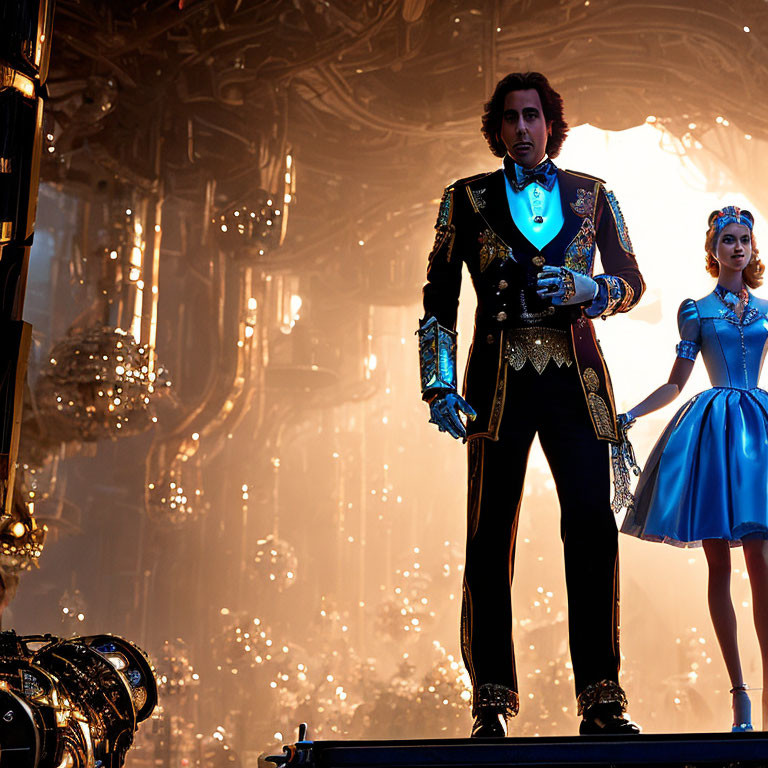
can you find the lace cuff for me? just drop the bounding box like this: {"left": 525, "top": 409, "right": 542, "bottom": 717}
{"left": 675, "top": 339, "right": 699, "bottom": 361}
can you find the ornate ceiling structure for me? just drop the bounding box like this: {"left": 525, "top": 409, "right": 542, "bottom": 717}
{"left": 5, "top": 0, "right": 768, "bottom": 755}
{"left": 28, "top": 0, "right": 768, "bottom": 516}
{"left": 46, "top": 0, "right": 768, "bottom": 234}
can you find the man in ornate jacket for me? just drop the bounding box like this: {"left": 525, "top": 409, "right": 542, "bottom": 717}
{"left": 418, "top": 72, "right": 644, "bottom": 736}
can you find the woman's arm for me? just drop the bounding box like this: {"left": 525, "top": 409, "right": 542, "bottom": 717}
{"left": 627, "top": 357, "right": 695, "bottom": 419}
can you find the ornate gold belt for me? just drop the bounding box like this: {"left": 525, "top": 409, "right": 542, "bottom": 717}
{"left": 504, "top": 327, "right": 573, "bottom": 374}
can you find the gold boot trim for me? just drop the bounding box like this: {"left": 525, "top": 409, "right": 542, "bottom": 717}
{"left": 473, "top": 682, "right": 520, "bottom": 718}
{"left": 576, "top": 679, "right": 628, "bottom": 716}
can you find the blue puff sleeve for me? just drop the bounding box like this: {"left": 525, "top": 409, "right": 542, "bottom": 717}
{"left": 676, "top": 299, "right": 700, "bottom": 361}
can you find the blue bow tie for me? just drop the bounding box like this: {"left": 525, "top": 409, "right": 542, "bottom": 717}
{"left": 504, "top": 157, "right": 557, "bottom": 193}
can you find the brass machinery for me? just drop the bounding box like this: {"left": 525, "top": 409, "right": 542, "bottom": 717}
{"left": 0, "top": 632, "right": 157, "bottom": 768}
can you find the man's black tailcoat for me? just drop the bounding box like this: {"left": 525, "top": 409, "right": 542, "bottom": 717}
{"left": 422, "top": 163, "right": 644, "bottom": 716}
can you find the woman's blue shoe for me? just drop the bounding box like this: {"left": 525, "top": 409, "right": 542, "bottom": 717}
{"left": 732, "top": 685, "right": 753, "bottom": 732}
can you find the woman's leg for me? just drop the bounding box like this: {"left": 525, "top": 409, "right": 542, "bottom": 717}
{"left": 742, "top": 538, "right": 768, "bottom": 729}
{"left": 703, "top": 540, "right": 743, "bottom": 685}
{"left": 702, "top": 539, "right": 749, "bottom": 727}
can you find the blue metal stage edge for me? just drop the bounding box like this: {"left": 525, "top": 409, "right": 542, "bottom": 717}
{"left": 264, "top": 726, "right": 768, "bottom": 768}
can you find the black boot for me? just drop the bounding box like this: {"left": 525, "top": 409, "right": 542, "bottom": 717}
{"left": 471, "top": 710, "right": 507, "bottom": 738}
{"left": 579, "top": 702, "right": 641, "bottom": 734}
{"left": 577, "top": 680, "right": 641, "bottom": 735}
{"left": 470, "top": 683, "right": 518, "bottom": 738}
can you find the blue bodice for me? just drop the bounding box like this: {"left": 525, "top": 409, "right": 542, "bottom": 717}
{"left": 678, "top": 291, "right": 768, "bottom": 390}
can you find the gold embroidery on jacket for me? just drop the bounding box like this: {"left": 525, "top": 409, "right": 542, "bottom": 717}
{"left": 468, "top": 187, "right": 487, "bottom": 212}
{"left": 583, "top": 367, "right": 600, "bottom": 392}
{"left": 437, "top": 187, "right": 454, "bottom": 227}
{"left": 478, "top": 228, "right": 511, "bottom": 272}
{"left": 427, "top": 224, "right": 456, "bottom": 266}
{"left": 564, "top": 217, "right": 596, "bottom": 275}
{"left": 588, "top": 392, "right": 615, "bottom": 440}
{"left": 570, "top": 188, "right": 595, "bottom": 217}
{"left": 605, "top": 189, "right": 634, "bottom": 254}
{"left": 505, "top": 328, "right": 573, "bottom": 374}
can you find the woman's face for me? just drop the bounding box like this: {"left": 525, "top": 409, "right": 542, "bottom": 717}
{"left": 715, "top": 222, "right": 752, "bottom": 275}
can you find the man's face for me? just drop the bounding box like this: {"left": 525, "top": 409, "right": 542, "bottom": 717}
{"left": 499, "top": 89, "right": 551, "bottom": 169}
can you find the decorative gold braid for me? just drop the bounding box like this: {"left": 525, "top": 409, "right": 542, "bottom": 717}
{"left": 487, "top": 335, "right": 508, "bottom": 438}
{"left": 615, "top": 278, "right": 635, "bottom": 313}
{"left": 468, "top": 187, "right": 487, "bottom": 212}
{"left": 436, "top": 187, "right": 454, "bottom": 227}
{"left": 460, "top": 578, "right": 476, "bottom": 687}
{"left": 587, "top": 392, "right": 615, "bottom": 440}
{"left": 427, "top": 222, "right": 456, "bottom": 267}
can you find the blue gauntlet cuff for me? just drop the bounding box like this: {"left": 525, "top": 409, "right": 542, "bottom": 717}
{"left": 584, "top": 279, "right": 610, "bottom": 318}
{"left": 418, "top": 316, "right": 458, "bottom": 397}
{"left": 584, "top": 275, "right": 632, "bottom": 318}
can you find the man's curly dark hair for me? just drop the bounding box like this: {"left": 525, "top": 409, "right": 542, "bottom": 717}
{"left": 481, "top": 72, "right": 569, "bottom": 159}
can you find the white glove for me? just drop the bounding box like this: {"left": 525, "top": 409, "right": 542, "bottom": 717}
{"left": 536, "top": 265, "right": 598, "bottom": 306}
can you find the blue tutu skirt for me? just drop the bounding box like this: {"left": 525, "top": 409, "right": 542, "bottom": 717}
{"left": 621, "top": 387, "right": 768, "bottom": 547}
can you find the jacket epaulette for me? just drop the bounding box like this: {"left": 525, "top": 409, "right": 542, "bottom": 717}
{"left": 448, "top": 171, "right": 494, "bottom": 190}
{"left": 563, "top": 168, "right": 606, "bottom": 184}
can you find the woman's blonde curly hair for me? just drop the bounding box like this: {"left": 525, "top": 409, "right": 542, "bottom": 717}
{"left": 704, "top": 209, "right": 764, "bottom": 288}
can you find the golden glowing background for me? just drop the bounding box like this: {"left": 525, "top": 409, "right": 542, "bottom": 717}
{"left": 342, "top": 121, "right": 768, "bottom": 738}
{"left": 11, "top": 2, "right": 768, "bottom": 762}
{"left": 14, "top": 114, "right": 768, "bottom": 759}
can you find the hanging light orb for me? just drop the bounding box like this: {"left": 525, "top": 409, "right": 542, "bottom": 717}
{"left": 0, "top": 506, "right": 46, "bottom": 573}
{"left": 375, "top": 569, "right": 436, "bottom": 640}
{"left": 212, "top": 191, "right": 285, "bottom": 258}
{"left": 156, "top": 638, "right": 200, "bottom": 695}
{"left": 217, "top": 614, "right": 291, "bottom": 675}
{"left": 17, "top": 456, "right": 61, "bottom": 504}
{"left": 416, "top": 643, "right": 472, "bottom": 722}
{"left": 35, "top": 326, "right": 171, "bottom": 442}
{"left": 146, "top": 467, "right": 205, "bottom": 526}
{"left": 248, "top": 535, "right": 297, "bottom": 590}
{"left": 58, "top": 588, "right": 88, "bottom": 632}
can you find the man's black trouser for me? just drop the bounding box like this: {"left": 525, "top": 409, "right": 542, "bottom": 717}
{"left": 461, "top": 358, "right": 620, "bottom": 715}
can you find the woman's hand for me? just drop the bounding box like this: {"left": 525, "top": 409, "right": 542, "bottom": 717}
{"left": 617, "top": 412, "right": 636, "bottom": 429}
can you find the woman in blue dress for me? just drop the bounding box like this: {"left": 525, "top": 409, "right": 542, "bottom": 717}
{"left": 621, "top": 206, "right": 768, "bottom": 732}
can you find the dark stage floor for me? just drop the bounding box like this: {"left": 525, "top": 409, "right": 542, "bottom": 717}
{"left": 265, "top": 731, "right": 768, "bottom": 768}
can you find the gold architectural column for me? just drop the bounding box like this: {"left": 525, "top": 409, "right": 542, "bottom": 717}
{"left": 0, "top": 1, "right": 54, "bottom": 515}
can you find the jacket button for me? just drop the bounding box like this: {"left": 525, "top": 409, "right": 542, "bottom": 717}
{"left": 486, "top": 334, "right": 495, "bottom": 344}
{"left": 495, "top": 311, "right": 507, "bottom": 322}
{"left": 498, "top": 280, "right": 508, "bottom": 290}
